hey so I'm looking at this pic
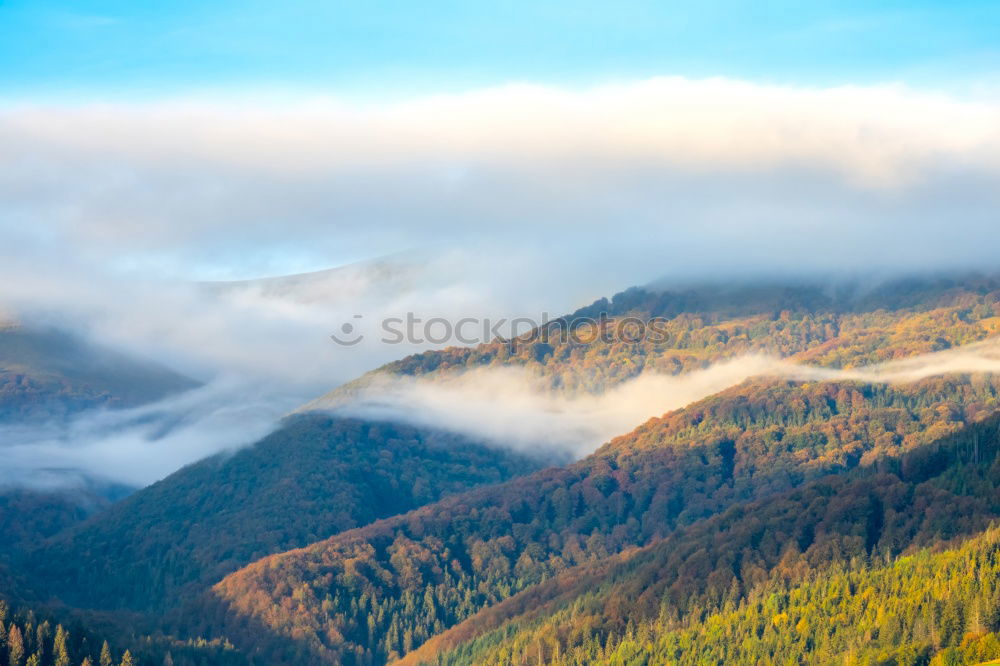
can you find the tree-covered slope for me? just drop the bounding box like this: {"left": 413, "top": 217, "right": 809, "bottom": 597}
{"left": 0, "top": 595, "right": 246, "bottom": 666}
{"left": 0, "top": 322, "right": 198, "bottom": 422}
{"left": 614, "top": 529, "right": 1000, "bottom": 666}
{"left": 340, "top": 277, "right": 1000, "bottom": 395}
{"left": 410, "top": 412, "right": 1000, "bottom": 665}
{"left": 16, "top": 275, "right": 1000, "bottom": 665}
{"left": 26, "top": 415, "right": 548, "bottom": 615}
{"left": 210, "top": 374, "right": 1000, "bottom": 664}
{"left": 0, "top": 486, "right": 129, "bottom": 561}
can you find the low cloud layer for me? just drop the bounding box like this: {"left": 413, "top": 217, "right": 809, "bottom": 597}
{"left": 318, "top": 358, "right": 780, "bottom": 458}
{"left": 2, "top": 77, "right": 1000, "bottom": 488}
{"left": 5, "top": 339, "right": 1000, "bottom": 489}
{"left": 317, "top": 340, "right": 1000, "bottom": 459}
{"left": 0, "top": 377, "right": 300, "bottom": 489}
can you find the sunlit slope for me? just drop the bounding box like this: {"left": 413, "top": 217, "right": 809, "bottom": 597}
{"left": 19, "top": 275, "right": 1000, "bottom": 664}
{"left": 305, "top": 276, "right": 1000, "bottom": 410}
{"left": 411, "top": 412, "right": 1000, "bottom": 665}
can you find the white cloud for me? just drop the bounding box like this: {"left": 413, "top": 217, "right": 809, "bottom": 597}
{"left": 5, "top": 337, "right": 1000, "bottom": 489}
{"left": 1, "top": 77, "right": 998, "bottom": 280}
{"left": 307, "top": 357, "right": 781, "bottom": 458}
{"left": 2, "top": 77, "right": 999, "bottom": 489}
{"left": 5, "top": 78, "right": 998, "bottom": 181}
{"left": 1, "top": 80, "right": 998, "bottom": 370}
{"left": 311, "top": 339, "right": 1000, "bottom": 459}
{"left": 0, "top": 376, "right": 298, "bottom": 488}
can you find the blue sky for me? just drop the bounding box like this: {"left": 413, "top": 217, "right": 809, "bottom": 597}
{"left": 1, "top": 0, "right": 998, "bottom": 99}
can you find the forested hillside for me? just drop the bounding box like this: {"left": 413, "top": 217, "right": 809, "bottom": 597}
{"left": 350, "top": 278, "right": 1000, "bottom": 394}
{"left": 9, "top": 276, "right": 1000, "bottom": 666}
{"left": 25, "top": 416, "right": 547, "bottom": 615}
{"left": 0, "top": 597, "right": 242, "bottom": 666}
{"left": 0, "top": 487, "right": 124, "bottom": 561}
{"left": 211, "top": 373, "right": 1000, "bottom": 663}
{"left": 0, "top": 323, "right": 198, "bottom": 422}
{"left": 608, "top": 530, "right": 1000, "bottom": 666}
{"left": 410, "top": 411, "right": 1000, "bottom": 664}
{"left": 4, "top": 1, "right": 998, "bottom": 661}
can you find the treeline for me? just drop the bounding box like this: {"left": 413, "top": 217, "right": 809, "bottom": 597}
{"left": 209, "top": 375, "right": 1000, "bottom": 663}
{"left": 0, "top": 599, "right": 131, "bottom": 666}
{"left": 0, "top": 599, "right": 246, "bottom": 666}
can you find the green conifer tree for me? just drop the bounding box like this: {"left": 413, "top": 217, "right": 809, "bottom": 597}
{"left": 9, "top": 624, "right": 25, "bottom": 666}
{"left": 54, "top": 625, "right": 71, "bottom": 666}
{"left": 99, "top": 641, "right": 113, "bottom": 666}
{"left": 35, "top": 621, "right": 50, "bottom": 662}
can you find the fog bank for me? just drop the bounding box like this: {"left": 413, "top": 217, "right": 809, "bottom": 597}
{"left": 316, "top": 341, "right": 1000, "bottom": 458}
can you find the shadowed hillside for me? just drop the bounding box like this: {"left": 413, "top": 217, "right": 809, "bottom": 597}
{"left": 26, "top": 415, "right": 549, "bottom": 614}
{"left": 0, "top": 323, "right": 198, "bottom": 422}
